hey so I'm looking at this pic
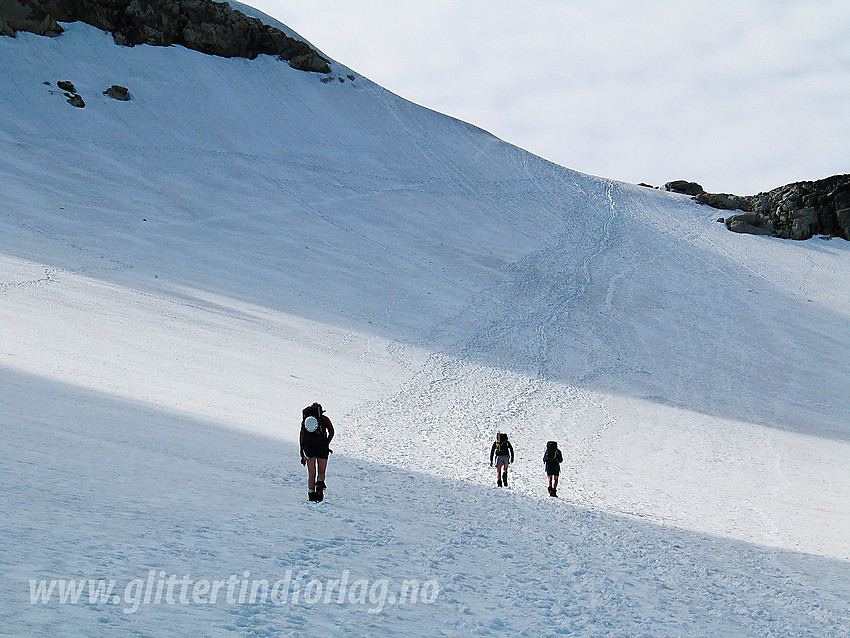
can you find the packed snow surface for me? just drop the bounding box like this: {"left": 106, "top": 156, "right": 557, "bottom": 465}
{"left": 1, "top": 20, "right": 849, "bottom": 636}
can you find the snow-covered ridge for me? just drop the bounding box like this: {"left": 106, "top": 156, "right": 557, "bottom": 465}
{"left": 0, "top": 0, "right": 331, "bottom": 72}
{"left": 1, "top": 15, "right": 849, "bottom": 636}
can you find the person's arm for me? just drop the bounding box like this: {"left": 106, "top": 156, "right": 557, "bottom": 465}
{"left": 299, "top": 427, "right": 307, "bottom": 464}
{"left": 323, "top": 416, "right": 334, "bottom": 445}
{"left": 508, "top": 442, "right": 514, "bottom": 463}
{"left": 490, "top": 441, "right": 496, "bottom": 465}
{"left": 557, "top": 450, "right": 562, "bottom": 463}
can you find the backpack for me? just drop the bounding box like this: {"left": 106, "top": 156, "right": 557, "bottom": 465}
{"left": 302, "top": 403, "right": 325, "bottom": 435}
{"left": 495, "top": 433, "right": 510, "bottom": 456}
{"left": 544, "top": 441, "right": 559, "bottom": 462}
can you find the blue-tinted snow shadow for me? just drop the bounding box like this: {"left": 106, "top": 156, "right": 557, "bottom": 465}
{"left": 1, "top": 366, "right": 848, "bottom": 637}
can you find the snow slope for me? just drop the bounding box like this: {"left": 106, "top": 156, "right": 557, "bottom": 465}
{"left": 1, "top": 20, "right": 849, "bottom": 636}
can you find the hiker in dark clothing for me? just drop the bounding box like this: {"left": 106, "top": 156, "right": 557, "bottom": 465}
{"left": 300, "top": 402, "right": 334, "bottom": 502}
{"left": 490, "top": 432, "right": 514, "bottom": 487}
{"left": 543, "top": 440, "right": 563, "bottom": 497}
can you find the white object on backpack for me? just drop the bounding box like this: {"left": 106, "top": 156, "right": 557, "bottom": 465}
{"left": 304, "top": 416, "right": 319, "bottom": 433}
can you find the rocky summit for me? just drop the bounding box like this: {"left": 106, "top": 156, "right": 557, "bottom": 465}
{"left": 663, "top": 175, "right": 850, "bottom": 240}
{"left": 0, "top": 0, "right": 331, "bottom": 73}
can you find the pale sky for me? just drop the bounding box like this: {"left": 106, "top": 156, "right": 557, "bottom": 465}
{"left": 251, "top": 1, "right": 850, "bottom": 194}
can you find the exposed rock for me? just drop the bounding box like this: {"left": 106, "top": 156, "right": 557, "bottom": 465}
{"left": 725, "top": 212, "right": 774, "bottom": 236}
{"left": 0, "top": 0, "right": 63, "bottom": 35}
{"left": 0, "top": 0, "right": 330, "bottom": 73}
{"left": 56, "top": 79, "right": 75, "bottom": 92}
{"left": 834, "top": 187, "right": 850, "bottom": 240}
{"left": 65, "top": 92, "right": 84, "bottom": 107}
{"left": 37, "top": 11, "right": 60, "bottom": 34}
{"left": 289, "top": 52, "right": 330, "bottom": 73}
{"left": 663, "top": 180, "right": 704, "bottom": 196}
{"left": 689, "top": 174, "right": 850, "bottom": 241}
{"left": 789, "top": 208, "right": 819, "bottom": 240}
{"left": 837, "top": 208, "right": 850, "bottom": 239}
{"left": 0, "top": 13, "right": 15, "bottom": 35}
{"left": 103, "top": 84, "right": 130, "bottom": 100}
{"left": 694, "top": 191, "right": 752, "bottom": 211}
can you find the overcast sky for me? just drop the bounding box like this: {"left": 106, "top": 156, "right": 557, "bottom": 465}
{"left": 252, "top": 1, "right": 849, "bottom": 194}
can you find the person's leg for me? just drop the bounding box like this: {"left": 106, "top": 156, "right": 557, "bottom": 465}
{"left": 502, "top": 465, "right": 508, "bottom": 486}
{"left": 306, "top": 458, "right": 317, "bottom": 491}
{"left": 553, "top": 475, "right": 559, "bottom": 489}
{"left": 317, "top": 458, "right": 328, "bottom": 483}
{"left": 495, "top": 465, "right": 502, "bottom": 486}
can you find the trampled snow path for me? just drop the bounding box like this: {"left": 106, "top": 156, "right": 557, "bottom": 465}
{"left": 342, "top": 174, "right": 850, "bottom": 558}
{"left": 1, "top": 18, "right": 849, "bottom": 637}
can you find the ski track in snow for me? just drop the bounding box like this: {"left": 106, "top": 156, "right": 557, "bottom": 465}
{"left": 1, "top": 20, "right": 849, "bottom": 637}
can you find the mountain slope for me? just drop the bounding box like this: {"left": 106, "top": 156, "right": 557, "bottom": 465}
{"left": 1, "top": 19, "right": 849, "bottom": 636}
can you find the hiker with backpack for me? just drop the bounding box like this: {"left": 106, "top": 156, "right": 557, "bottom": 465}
{"left": 300, "top": 402, "right": 334, "bottom": 502}
{"left": 489, "top": 432, "right": 514, "bottom": 487}
{"left": 543, "top": 440, "right": 563, "bottom": 497}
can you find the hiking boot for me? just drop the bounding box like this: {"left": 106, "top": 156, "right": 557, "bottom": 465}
{"left": 547, "top": 486, "right": 554, "bottom": 496}
{"left": 551, "top": 488, "right": 558, "bottom": 498}
{"left": 315, "top": 480, "right": 326, "bottom": 492}
{"left": 308, "top": 491, "right": 318, "bottom": 502}
{"left": 502, "top": 475, "right": 508, "bottom": 487}
{"left": 497, "top": 477, "right": 502, "bottom": 487}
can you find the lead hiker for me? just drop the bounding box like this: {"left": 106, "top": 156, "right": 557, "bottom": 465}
{"left": 543, "top": 440, "right": 562, "bottom": 497}
{"left": 300, "top": 402, "right": 334, "bottom": 502}
{"left": 490, "top": 432, "right": 514, "bottom": 487}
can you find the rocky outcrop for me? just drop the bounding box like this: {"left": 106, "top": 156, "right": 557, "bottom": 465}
{"left": 103, "top": 84, "right": 131, "bottom": 100}
{"left": 660, "top": 174, "right": 850, "bottom": 240}
{"left": 0, "top": 0, "right": 330, "bottom": 73}
{"left": 662, "top": 180, "right": 705, "bottom": 197}
{"left": 66, "top": 92, "right": 85, "bottom": 107}
{"left": 0, "top": 13, "right": 18, "bottom": 35}
{"left": 694, "top": 191, "right": 752, "bottom": 212}
{"left": 0, "top": 0, "right": 63, "bottom": 35}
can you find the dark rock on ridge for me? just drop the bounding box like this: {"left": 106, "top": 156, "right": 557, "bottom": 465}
{"left": 103, "top": 84, "right": 130, "bottom": 100}
{"left": 663, "top": 180, "right": 704, "bottom": 196}
{"left": 661, "top": 174, "right": 850, "bottom": 241}
{"left": 0, "top": 13, "right": 17, "bottom": 35}
{"left": 724, "top": 212, "right": 774, "bottom": 236}
{"left": 694, "top": 191, "right": 753, "bottom": 212}
{"left": 716, "top": 175, "right": 850, "bottom": 240}
{"left": 65, "top": 92, "right": 84, "bottom": 107}
{"left": 0, "top": 0, "right": 330, "bottom": 73}
{"left": 0, "top": 0, "right": 63, "bottom": 35}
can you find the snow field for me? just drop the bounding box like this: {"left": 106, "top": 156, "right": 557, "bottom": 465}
{"left": 1, "top": 19, "right": 848, "bottom": 636}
